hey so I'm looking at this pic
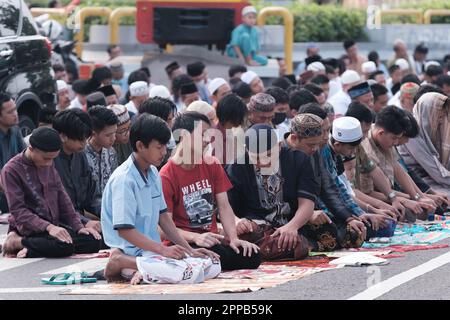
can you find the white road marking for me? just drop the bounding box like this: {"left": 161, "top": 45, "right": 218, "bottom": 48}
{"left": 40, "top": 258, "right": 108, "bottom": 275}
{"left": 349, "top": 250, "right": 450, "bottom": 300}
{"left": 0, "top": 258, "right": 44, "bottom": 273}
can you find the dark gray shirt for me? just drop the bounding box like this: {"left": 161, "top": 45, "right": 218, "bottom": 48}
{"left": 0, "top": 126, "right": 26, "bottom": 169}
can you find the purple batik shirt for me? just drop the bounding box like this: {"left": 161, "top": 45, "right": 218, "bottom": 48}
{"left": 1, "top": 151, "right": 84, "bottom": 237}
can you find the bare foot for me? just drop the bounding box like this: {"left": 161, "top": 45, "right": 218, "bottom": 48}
{"left": 16, "top": 248, "right": 28, "bottom": 259}
{"left": 2, "top": 232, "right": 24, "bottom": 258}
{"left": 104, "top": 249, "right": 125, "bottom": 282}
{"left": 130, "top": 271, "right": 143, "bottom": 285}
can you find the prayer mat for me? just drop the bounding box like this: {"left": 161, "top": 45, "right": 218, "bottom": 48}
{"left": 309, "top": 248, "right": 393, "bottom": 258}
{"left": 64, "top": 264, "right": 338, "bottom": 295}
{"left": 69, "top": 251, "right": 111, "bottom": 259}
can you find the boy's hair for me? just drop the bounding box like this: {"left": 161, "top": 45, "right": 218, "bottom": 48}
{"left": 426, "top": 65, "right": 443, "bottom": 78}
{"left": 0, "top": 93, "right": 12, "bottom": 112}
{"left": 53, "top": 109, "right": 93, "bottom": 141}
{"left": 139, "top": 97, "right": 175, "bottom": 122}
{"left": 310, "top": 74, "right": 330, "bottom": 86}
{"left": 401, "top": 74, "right": 421, "bottom": 85}
{"left": 368, "top": 51, "right": 379, "bottom": 63}
{"left": 130, "top": 114, "right": 171, "bottom": 152}
{"left": 388, "top": 64, "right": 400, "bottom": 75}
{"left": 413, "top": 84, "right": 446, "bottom": 104}
{"left": 88, "top": 106, "right": 119, "bottom": 132}
{"left": 228, "top": 65, "right": 247, "bottom": 78}
{"left": 172, "top": 111, "right": 211, "bottom": 144}
{"left": 436, "top": 74, "right": 450, "bottom": 89}
{"left": 289, "top": 89, "right": 317, "bottom": 111}
{"left": 403, "top": 111, "right": 419, "bottom": 138}
{"left": 343, "top": 39, "right": 356, "bottom": 50}
{"left": 231, "top": 81, "right": 252, "bottom": 100}
{"left": 52, "top": 64, "right": 65, "bottom": 73}
{"left": 127, "top": 70, "right": 149, "bottom": 86}
{"left": 271, "top": 77, "right": 292, "bottom": 90}
{"left": 92, "top": 67, "right": 112, "bottom": 83}
{"left": 375, "top": 106, "right": 408, "bottom": 135}
{"left": 171, "top": 74, "right": 193, "bottom": 101}
{"left": 298, "top": 102, "right": 327, "bottom": 120}
{"left": 303, "top": 83, "right": 324, "bottom": 96}
{"left": 346, "top": 102, "right": 374, "bottom": 124}
{"left": 265, "top": 87, "right": 289, "bottom": 105}
{"left": 369, "top": 70, "right": 384, "bottom": 80}
{"left": 370, "top": 83, "right": 388, "bottom": 100}
{"left": 139, "top": 67, "right": 151, "bottom": 78}
{"left": 216, "top": 93, "right": 247, "bottom": 126}
{"left": 107, "top": 45, "right": 119, "bottom": 54}
{"left": 38, "top": 107, "right": 57, "bottom": 125}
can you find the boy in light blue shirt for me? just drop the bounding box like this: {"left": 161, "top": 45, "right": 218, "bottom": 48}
{"left": 101, "top": 114, "right": 219, "bottom": 284}
{"left": 226, "top": 6, "right": 268, "bottom": 66}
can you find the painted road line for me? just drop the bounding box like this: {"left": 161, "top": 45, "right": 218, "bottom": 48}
{"left": 0, "top": 258, "right": 44, "bottom": 273}
{"left": 349, "top": 250, "right": 450, "bottom": 300}
{"left": 40, "top": 258, "right": 108, "bottom": 275}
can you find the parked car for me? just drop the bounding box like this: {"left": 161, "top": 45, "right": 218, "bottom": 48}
{"left": 0, "top": 0, "right": 56, "bottom": 136}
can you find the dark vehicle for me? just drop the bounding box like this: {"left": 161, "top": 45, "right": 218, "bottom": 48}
{"left": 0, "top": 0, "right": 56, "bottom": 136}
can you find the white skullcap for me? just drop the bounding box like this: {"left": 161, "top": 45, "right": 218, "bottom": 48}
{"left": 208, "top": 78, "right": 228, "bottom": 95}
{"left": 241, "top": 71, "right": 259, "bottom": 85}
{"left": 186, "top": 101, "right": 215, "bottom": 118}
{"left": 425, "top": 60, "right": 441, "bottom": 71}
{"left": 242, "top": 6, "right": 257, "bottom": 17}
{"left": 395, "top": 58, "right": 409, "bottom": 71}
{"left": 129, "top": 81, "right": 149, "bottom": 97}
{"left": 341, "top": 70, "right": 361, "bottom": 85}
{"left": 56, "top": 80, "right": 68, "bottom": 92}
{"left": 332, "top": 116, "right": 363, "bottom": 143}
{"left": 306, "top": 61, "right": 325, "bottom": 72}
{"left": 362, "top": 61, "right": 377, "bottom": 74}
{"left": 149, "top": 85, "right": 171, "bottom": 99}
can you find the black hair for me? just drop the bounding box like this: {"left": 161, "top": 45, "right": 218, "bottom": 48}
{"left": 88, "top": 106, "right": 119, "bottom": 132}
{"left": 388, "top": 64, "right": 400, "bottom": 75}
{"left": 92, "top": 67, "right": 112, "bottom": 82}
{"left": 401, "top": 73, "right": 421, "bottom": 85}
{"left": 368, "top": 51, "right": 379, "bottom": 65}
{"left": 53, "top": 109, "right": 93, "bottom": 141}
{"left": 139, "top": 97, "right": 175, "bottom": 123}
{"left": 298, "top": 102, "right": 327, "bottom": 120}
{"left": 310, "top": 74, "right": 330, "bottom": 86}
{"left": 413, "top": 84, "right": 446, "bottom": 104}
{"left": 48, "top": 0, "right": 59, "bottom": 8}
{"left": 330, "top": 136, "right": 362, "bottom": 147}
{"left": 139, "top": 67, "right": 151, "bottom": 78}
{"left": 414, "top": 43, "right": 428, "bottom": 55}
{"left": 229, "top": 77, "right": 242, "bottom": 86}
{"left": 171, "top": 74, "right": 193, "bottom": 102}
{"left": 303, "top": 83, "right": 324, "bottom": 96}
{"left": 375, "top": 106, "right": 408, "bottom": 135}
{"left": 271, "top": 77, "right": 292, "bottom": 90}
{"left": 343, "top": 39, "right": 356, "bottom": 50}
{"left": 38, "top": 107, "right": 57, "bottom": 125}
{"left": 107, "top": 45, "right": 119, "bottom": 55}
{"left": 216, "top": 93, "right": 247, "bottom": 126}
{"left": 286, "top": 84, "right": 302, "bottom": 97}
{"left": 346, "top": 101, "right": 374, "bottom": 124}
{"left": 172, "top": 111, "right": 211, "bottom": 144}
{"left": 444, "top": 54, "right": 450, "bottom": 64}
{"left": 265, "top": 87, "right": 289, "bottom": 105}
{"left": 426, "top": 65, "right": 443, "bottom": 78}
{"left": 325, "top": 64, "right": 336, "bottom": 75}
{"left": 322, "top": 58, "right": 339, "bottom": 70}
{"left": 128, "top": 70, "right": 149, "bottom": 86}
{"left": 370, "top": 83, "right": 388, "bottom": 100}
{"left": 369, "top": 70, "right": 384, "bottom": 80}
{"left": 52, "top": 64, "right": 65, "bottom": 73}
{"left": 436, "top": 74, "right": 450, "bottom": 89}
{"left": 130, "top": 113, "right": 171, "bottom": 152}
{"left": 403, "top": 110, "right": 419, "bottom": 138}
{"left": 289, "top": 89, "right": 317, "bottom": 111}
{"left": 0, "top": 93, "right": 12, "bottom": 112}
{"left": 228, "top": 65, "right": 247, "bottom": 78}
{"left": 231, "top": 81, "right": 252, "bottom": 100}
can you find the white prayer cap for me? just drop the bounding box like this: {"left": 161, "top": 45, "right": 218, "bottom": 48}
{"left": 306, "top": 61, "right": 325, "bottom": 72}
{"left": 425, "top": 60, "right": 441, "bottom": 71}
{"left": 56, "top": 80, "right": 68, "bottom": 92}
{"left": 241, "top": 71, "right": 259, "bottom": 85}
{"left": 129, "top": 81, "right": 149, "bottom": 97}
{"left": 208, "top": 78, "right": 228, "bottom": 95}
{"left": 149, "top": 85, "right": 171, "bottom": 99}
{"left": 341, "top": 70, "right": 361, "bottom": 85}
{"left": 242, "top": 6, "right": 257, "bottom": 17}
{"left": 395, "top": 58, "right": 409, "bottom": 71}
{"left": 362, "top": 61, "right": 377, "bottom": 74}
{"left": 332, "top": 116, "right": 363, "bottom": 143}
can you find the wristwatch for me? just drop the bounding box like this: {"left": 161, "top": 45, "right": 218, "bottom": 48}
{"left": 388, "top": 191, "right": 397, "bottom": 201}
{"left": 414, "top": 193, "right": 422, "bottom": 201}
